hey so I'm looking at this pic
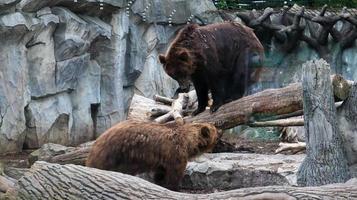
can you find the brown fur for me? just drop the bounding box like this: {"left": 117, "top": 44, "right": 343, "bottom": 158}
{"left": 159, "top": 22, "right": 265, "bottom": 115}
{"left": 86, "top": 120, "right": 219, "bottom": 190}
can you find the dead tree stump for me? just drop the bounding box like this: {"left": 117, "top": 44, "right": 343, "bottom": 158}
{"left": 297, "top": 59, "right": 350, "bottom": 186}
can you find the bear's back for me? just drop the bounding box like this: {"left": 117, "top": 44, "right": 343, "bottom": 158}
{"left": 197, "top": 22, "right": 263, "bottom": 52}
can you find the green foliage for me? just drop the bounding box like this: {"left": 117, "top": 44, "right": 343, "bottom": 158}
{"left": 214, "top": 0, "right": 357, "bottom": 10}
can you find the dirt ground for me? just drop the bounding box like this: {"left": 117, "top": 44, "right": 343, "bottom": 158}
{"left": 0, "top": 136, "right": 281, "bottom": 169}
{"left": 0, "top": 150, "right": 33, "bottom": 168}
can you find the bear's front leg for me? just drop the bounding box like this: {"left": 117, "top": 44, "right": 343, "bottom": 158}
{"left": 210, "top": 79, "right": 226, "bottom": 113}
{"left": 164, "top": 162, "right": 186, "bottom": 191}
{"left": 192, "top": 76, "right": 208, "bottom": 116}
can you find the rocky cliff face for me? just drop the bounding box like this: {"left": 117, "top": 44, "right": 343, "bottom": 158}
{"left": 0, "top": 0, "right": 220, "bottom": 154}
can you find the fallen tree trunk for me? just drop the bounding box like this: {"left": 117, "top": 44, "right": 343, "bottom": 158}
{"left": 30, "top": 142, "right": 93, "bottom": 166}
{"left": 129, "top": 75, "right": 352, "bottom": 130}
{"left": 6, "top": 161, "right": 357, "bottom": 200}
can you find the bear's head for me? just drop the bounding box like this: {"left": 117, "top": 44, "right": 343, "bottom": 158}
{"left": 159, "top": 24, "right": 199, "bottom": 91}
{"left": 159, "top": 48, "right": 194, "bottom": 91}
{"left": 183, "top": 123, "right": 220, "bottom": 157}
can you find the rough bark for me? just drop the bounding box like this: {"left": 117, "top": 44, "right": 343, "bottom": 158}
{"left": 48, "top": 146, "right": 91, "bottom": 165}
{"left": 297, "top": 59, "right": 350, "bottom": 186}
{"left": 33, "top": 143, "right": 92, "bottom": 166}
{"left": 336, "top": 83, "right": 357, "bottom": 165}
{"left": 4, "top": 162, "right": 357, "bottom": 200}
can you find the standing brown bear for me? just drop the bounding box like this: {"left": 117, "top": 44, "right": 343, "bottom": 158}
{"left": 159, "top": 22, "right": 264, "bottom": 115}
{"left": 86, "top": 120, "right": 219, "bottom": 191}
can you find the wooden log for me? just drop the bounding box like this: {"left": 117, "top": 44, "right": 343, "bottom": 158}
{"left": 49, "top": 147, "right": 91, "bottom": 165}
{"left": 7, "top": 161, "right": 357, "bottom": 200}
{"left": 249, "top": 118, "right": 304, "bottom": 127}
{"left": 275, "top": 142, "right": 306, "bottom": 154}
{"left": 154, "top": 93, "right": 188, "bottom": 124}
{"left": 183, "top": 82, "right": 303, "bottom": 129}
{"left": 183, "top": 74, "right": 352, "bottom": 130}
{"left": 128, "top": 74, "right": 352, "bottom": 128}
{"left": 128, "top": 94, "right": 171, "bottom": 122}
{"left": 297, "top": 59, "right": 350, "bottom": 186}
{"left": 32, "top": 143, "right": 92, "bottom": 166}
{"left": 153, "top": 94, "right": 174, "bottom": 105}
{"left": 148, "top": 108, "right": 171, "bottom": 118}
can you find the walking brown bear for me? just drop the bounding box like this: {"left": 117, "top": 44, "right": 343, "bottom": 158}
{"left": 86, "top": 120, "right": 219, "bottom": 191}
{"left": 159, "top": 22, "right": 264, "bottom": 115}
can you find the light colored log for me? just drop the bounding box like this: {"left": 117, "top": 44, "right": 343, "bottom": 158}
{"left": 153, "top": 94, "right": 174, "bottom": 105}
{"left": 154, "top": 93, "right": 188, "bottom": 124}
{"left": 249, "top": 118, "right": 304, "bottom": 127}
{"left": 128, "top": 94, "right": 171, "bottom": 122}
{"left": 275, "top": 142, "right": 306, "bottom": 154}
{"left": 148, "top": 108, "right": 171, "bottom": 118}
{"left": 7, "top": 161, "right": 357, "bottom": 200}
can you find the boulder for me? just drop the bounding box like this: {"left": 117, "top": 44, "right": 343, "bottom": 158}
{"left": 24, "top": 93, "right": 73, "bottom": 149}
{"left": 0, "top": 12, "right": 33, "bottom": 155}
{"left": 26, "top": 12, "right": 59, "bottom": 98}
{"left": 182, "top": 153, "right": 305, "bottom": 191}
{"left": 52, "top": 7, "right": 111, "bottom": 62}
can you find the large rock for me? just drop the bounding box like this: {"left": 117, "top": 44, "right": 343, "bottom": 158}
{"left": 133, "top": 24, "right": 179, "bottom": 98}
{"left": 92, "top": 11, "right": 128, "bottom": 135}
{"left": 182, "top": 153, "right": 305, "bottom": 191}
{"left": 26, "top": 10, "right": 59, "bottom": 98}
{"left": 69, "top": 58, "right": 101, "bottom": 145}
{"left": 0, "top": 12, "right": 33, "bottom": 154}
{"left": 24, "top": 93, "right": 73, "bottom": 149}
{"left": 0, "top": 0, "right": 20, "bottom": 14}
{"left": 55, "top": 54, "right": 90, "bottom": 92}
{"left": 52, "top": 7, "right": 111, "bottom": 62}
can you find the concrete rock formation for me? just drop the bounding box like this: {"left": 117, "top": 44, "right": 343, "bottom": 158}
{"left": 0, "top": 0, "right": 220, "bottom": 154}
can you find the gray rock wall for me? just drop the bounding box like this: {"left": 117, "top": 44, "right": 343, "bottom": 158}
{"left": 0, "top": 0, "right": 220, "bottom": 154}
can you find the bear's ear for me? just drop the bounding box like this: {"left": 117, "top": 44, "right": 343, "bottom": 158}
{"left": 159, "top": 54, "right": 166, "bottom": 64}
{"left": 178, "top": 50, "right": 189, "bottom": 61}
{"left": 200, "top": 126, "right": 210, "bottom": 138}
